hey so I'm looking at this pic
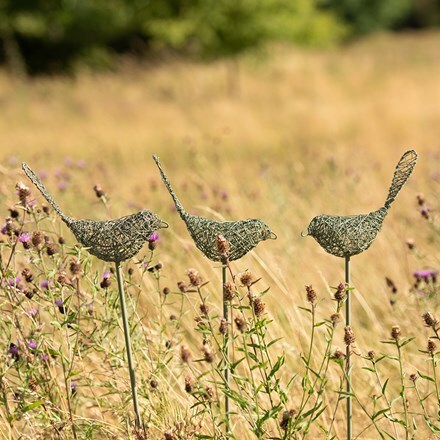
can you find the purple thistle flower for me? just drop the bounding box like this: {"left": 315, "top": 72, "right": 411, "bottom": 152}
{"left": 18, "top": 232, "right": 31, "bottom": 243}
{"left": 8, "top": 277, "right": 21, "bottom": 287}
{"left": 55, "top": 298, "right": 63, "bottom": 307}
{"left": 27, "top": 340, "right": 37, "bottom": 350}
{"left": 148, "top": 233, "right": 159, "bottom": 243}
{"left": 413, "top": 269, "right": 437, "bottom": 282}
{"left": 1, "top": 224, "right": 7, "bottom": 235}
{"left": 103, "top": 271, "right": 111, "bottom": 279}
{"left": 41, "top": 279, "right": 51, "bottom": 289}
{"left": 28, "top": 199, "right": 36, "bottom": 207}
{"left": 420, "top": 206, "right": 430, "bottom": 219}
{"left": 8, "top": 343, "right": 19, "bottom": 360}
{"left": 28, "top": 307, "right": 39, "bottom": 317}
{"left": 39, "top": 353, "right": 49, "bottom": 362}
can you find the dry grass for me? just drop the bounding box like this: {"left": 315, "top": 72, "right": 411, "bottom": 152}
{"left": 0, "top": 31, "right": 439, "bottom": 439}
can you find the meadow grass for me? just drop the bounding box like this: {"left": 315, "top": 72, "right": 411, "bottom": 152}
{"left": 0, "top": 31, "right": 439, "bottom": 439}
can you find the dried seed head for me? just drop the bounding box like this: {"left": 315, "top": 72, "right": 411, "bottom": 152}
{"left": 385, "top": 277, "right": 397, "bottom": 293}
{"left": 332, "top": 349, "right": 345, "bottom": 360}
{"left": 57, "top": 271, "right": 69, "bottom": 286}
{"left": 93, "top": 184, "right": 105, "bottom": 198}
{"left": 22, "top": 268, "right": 33, "bottom": 283}
{"left": 199, "top": 303, "right": 209, "bottom": 317}
{"left": 184, "top": 375, "right": 193, "bottom": 393}
{"left": 180, "top": 345, "right": 192, "bottom": 364}
{"left": 9, "top": 208, "right": 19, "bottom": 219}
{"left": 239, "top": 270, "right": 254, "bottom": 287}
{"left": 409, "top": 373, "right": 418, "bottom": 382}
{"left": 391, "top": 325, "right": 401, "bottom": 340}
{"left": 405, "top": 238, "right": 415, "bottom": 250}
{"left": 202, "top": 345, "right": 214, "bottom": 363}
{"left": 150, "top": 379, "right": 158, "bottom": 389}
{"left": 368, "top": 350, "right": 375, "bottom": 360}
{"left": 330, "top": 313, "right": 342, "bottom": 327}
{"left": 204, "top": 385, "right": 214, "bottom": 400}
{"left": 163, "top": 287, "right": 170, "bottom": 295}
{"left": 234, "top": 315, "right": 246, "bottom": 333}
{"left": 216, "top": 234, "right": 230, "bottom": 258}
{"left": 344, "top": 326, "right": 356, "bottom": 346}
{"left": 334, "top": 283, "right": 346, "bottom": 302}
{"left": 164, "top": 430, "right": 176, "bottom": 440}
{"left": 219, "top": 318, "right": 228, "bottom": 335}
{"left": 16, "top": 182, "right": 31, "bottom": 206}
{"left": 46, "top": 242, "right": 58, "bottom": 256}
{"left": 223, "top": 281, "right": 234, "bottom": 301}
{"left": 69, "top": 259, "right": 82, "bottom": 276}
{"left": 31, "top": 231, "right": 44, "bottom": 248}
{"left": 280, "top": 409, "right": 297, "bottom": 430}
{"left": 177, "top": 281, "right": 187, "bottom": 293}
{"left": 422, "top": 312, "right": 437, "bottom": 328}
{"left": 186, "top": 268, "right": 203, "bottom": 287}
{"left": 58, "top": 236, "right": 65, "bottom": 245}
{"left": 427, "top": 338, "right": 437, "bottom": 353}
{"left": 253, "top": 297, "right": 265, "bottom": 317}
{"left": 416, "top": 193, "right": 425, "bottom": 206}
{"left": 305, "top": 285, "right": 317, "bottom": 304}
{"left": 42, "top": 204, "right": 50, "bottom": 215}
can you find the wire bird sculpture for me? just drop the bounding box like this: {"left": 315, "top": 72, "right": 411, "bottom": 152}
{"left": 303, "top": 149, "right": 418, "bottom": 257}
{"left": 152, "top": 155, "right": 277, "bottom": 262}
{"left": 22, "top": 163, "right": 168, "bottom": 262}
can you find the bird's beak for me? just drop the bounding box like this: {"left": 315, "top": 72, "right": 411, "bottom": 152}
{"left": 160, "top": 220, "right": 169, "bottom": 229}
{"left": 269, "top": 231, "right": 277, "bottom": 240}
{"left": 301, "top": 229, "right": 310, "bottom": 237}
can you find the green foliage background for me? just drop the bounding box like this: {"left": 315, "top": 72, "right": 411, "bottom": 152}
{"left": 0, "top": 0, "right": 439, "bottom": 73}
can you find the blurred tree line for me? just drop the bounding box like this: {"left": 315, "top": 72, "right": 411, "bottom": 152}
{"left": 0, "top": 0, "right": 439, "bottom": 74}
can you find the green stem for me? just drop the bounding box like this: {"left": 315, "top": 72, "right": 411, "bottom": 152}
{"left": 431, "top": 354, "right": 440, "bottom": 410}
{"left": 115, "top": 261, "right": 141, "bottom": 428}
{"left": 396, "top": 342, "right": 408, "bottom": 439}
{"left": 345, "top": 255, "right": 352, "bottom": 440}
{"left": 222, "top": 264, "right": 230, "bottom": 434}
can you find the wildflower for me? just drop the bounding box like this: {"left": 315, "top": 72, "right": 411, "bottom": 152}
{"left": 305, "top": 285, "right": 317, "bottom": 304}
{"left": 8, "top": 277, "right": 21, "bottom": 288}
{"left": 368, "top": 350, "right": 375, "bottom": 360}
{"left": 253, "top": 297, "right": 265, "bottom": 317}
{"left": 42, "top": 204, "right": 50, "bottom": 215}
{"left": 409, "top": 373, "right": 418, "bottom": 382}
{"left": 216, "top": 234, "right": 230, "bottom": 258}
{"left": 31, "top": 231, "right": 44, "bottom": 248}
{"left": 414, "top": 269, "right": 437, "bottom": 283}
{"left": 391, "top": 325, "right": 401, "bottom": 340}
{"left": 57, "top": 271, "right": 69, "bottom": 286}
{"left": 186, "top": 268, "right": 203, "bottom": 287}
{"left": 420, "top": 206, "right": 430, "bottom": 219}
{"left": 100, "top": 271, "right": 112, "bottom": 289}
{"left": 223, "top": 281, "right": 234, "bottom": 301}
{"left": 204, "top": 385, "right": 214, "bottom": 400}
{"left": 239, "top": 270, "right": 254, "bottom": 287}
{"left": 69, "top": 259, "right": 82, "bottom": 277}
{"left": 177, "top": 281, "right": 187, "bottom": 293}
{"left": 70, "top": 382, "right": 78, "bottom": 396}
{"left": 330, "top": 313, "right": 342, "bottom": 327}
{"left": 155, "top": 261, "right": 163, "bottom": 271}
{"left": 199, "top": 303, "right": 209, "bottom": 317}
{"left": 184, "top": 375, "right": 193, "bottom": 393}
{"left": 180, "top": 345, "right": 192, "bottom": 363}
{"left": 46, "top": 242, "right": 58, "bottom": 256}
{"left": 93, "top": 184, "right": 105, "bottom": 198}
{"left": 344, "top": 326, "right": 356, "bottom": 346}
{"left": 163, "top": 287, "right": 170, "bottom": 295}
{"left": 27, "top": 340, "right": 37, "bottom": 350}
{"left": 219, "top": 318, "right": 228, "bottom": 335}
{"left": 405, "top": 238, "right": 415, "bottom": 250}
{"left": 422, "top": 312, "right": 438, "bottom": 329}
{"left": 331, "top": 349, "right": 345, "bottom": 360}
{"left": 1, "top": 217, "right": 14, "bottom": 236}
{"left": 427, "top": 338, "right": 437, "bottom": 353}
{"left": 18, "top": 232, "right": 31, "bottom": 249}
{"left": 41, "top": 280, "right": 51, "bottom": 290}
{"left": 234, "top": 315, "right": 246, "bottom": 333}
{"left": 8, "top": 343, "right": 19, "bottom": 360}
{"left": 148, "top": 232, "right": 159, "bottom": 250}
{"left": 334, "top": 283, "right": 346, "bottom": 302}
{"left": 28, "top": 307, "right": 39, "bottom": 318}
{"left": 55, "top": 298, "right": 66, "bottom": 314}
{"left": 16, "top": 181, "right": 31, "bottom": 206}
{"left": 280, "top": 409, "right": 297, "bottom": 431}
{"left": 58, "top": 236, "right": 65, "bottom": 245}
{"left": 150, "top": 379, "right": 158, "bottom": 389}
{"left": 202, "top": 345, "right": 214, "bottom": 363}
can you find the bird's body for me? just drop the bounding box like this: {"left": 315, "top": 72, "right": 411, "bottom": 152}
{"left": 22, "top": 163, "right": 168, "bottom": 262}
{"left": 152, "top": 155, "right": 276, "bottom": 262}
{"left": 304, "top": 150, "right": 418, "bottom": 258}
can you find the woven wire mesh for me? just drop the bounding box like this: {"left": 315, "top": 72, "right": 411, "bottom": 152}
{"left": 22, "top": 163, "right": 167, "bottom": 262}
{"left": 305, "top": 150, "right": 418, "bottom": 258}
{"left": 153, "top": 155, "right": 276, "bottom": 262}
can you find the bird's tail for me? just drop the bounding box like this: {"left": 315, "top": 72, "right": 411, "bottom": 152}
{"left": 152, "top": 155, "right": 188, "bottom": 220}
{"left": 22, "top": 163, "right": 71, "bottom": 224}
{"left": 384, "top": 150, "right": 418, "bottom": 209}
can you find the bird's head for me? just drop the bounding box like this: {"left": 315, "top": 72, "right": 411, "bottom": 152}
{"left": 252, "top": 219, "right": 277, "bottom": 241}
{"left": 140, "top": 209, "right": 169, "bottom": 232}
{"left": 301, "top": 215, "right": 322, "bottom": 238}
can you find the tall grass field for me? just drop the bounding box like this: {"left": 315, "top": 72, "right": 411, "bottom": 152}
{"left": 0, "top": 32, "right": 439, "bottom": 439}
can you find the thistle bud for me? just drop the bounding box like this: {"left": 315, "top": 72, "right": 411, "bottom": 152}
{"left": 344, "top": 326, "right": 355, "bottom": 346}
{"left": 216, "top": 234, "right": 230, "bottom": 258}
{"left": 391, "top": 325, "right": 401, "bottom": 340}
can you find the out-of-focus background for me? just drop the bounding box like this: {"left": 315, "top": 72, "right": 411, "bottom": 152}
{"left": 1, "top": 1, "right": 440, "bottom": 438}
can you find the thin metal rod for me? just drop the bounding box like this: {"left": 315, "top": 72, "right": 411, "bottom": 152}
{"left": 345, "top": 255, "right": 352, "bottom": 440}
{"left": 115, "top": 261, "right": 141, "bottom": 428}
{"left": 222, "top": 264, "right": 230, "bottom": 434}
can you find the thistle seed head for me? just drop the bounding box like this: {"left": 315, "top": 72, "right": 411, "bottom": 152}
{"left": 344, "top": 326, "right": 356, "bottom": 346}
{"left": 305, "top": 285, "right": 317, "bottom": 304}
{"left": 391, "top": 325, "right": 401, "bottom": 340}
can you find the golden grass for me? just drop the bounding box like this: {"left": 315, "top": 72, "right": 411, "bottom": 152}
{"left": 1, "top": 30, "right": 439, "bottom": 438}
